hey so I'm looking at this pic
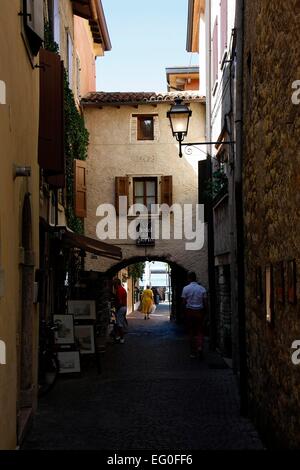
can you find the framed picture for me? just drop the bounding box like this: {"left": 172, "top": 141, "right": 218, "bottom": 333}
{"left": 67, "top": 300, "right": 96, "bottom": 321}
{"left": 255, "top": 267, "right": 263, "bottom": 303}
{"left": 265, "top": 265, "right": 274, "bottom": 324}
{"left": 57, "top": 351, "right": 81, "bottom": 374}
{"left": 74, "top": 325, "right": 95, "bottom": 355}
{"left": 54, "top": 314, "right": 75, "bottom": 345}
{"left": 274, "top": 262, "right": 285, "bottom": 304}
{"left": 287, "top": 260, "right": 297, "bottom": 305}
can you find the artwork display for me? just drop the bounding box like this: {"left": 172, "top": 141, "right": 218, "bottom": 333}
{"left": 67, "top": 300, "right": 96, "bottom": 320}
{"left": 74, "top": 325, "right": 95, "bottom": 355}
{"left": 57, "top": 351, "right": 81, "bottom": 374}
{"left": 54, "top": 314, "right": 75, "bottom": 345}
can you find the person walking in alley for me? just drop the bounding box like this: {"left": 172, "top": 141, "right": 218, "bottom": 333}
{"left": 114, "top": 279, "right": 127, "bottom": 344}
{"left": 181, "top": 272, "right": 207, "bottom": 359}
{"left": 141, "top": 285, "right": 154, "bottom": 320}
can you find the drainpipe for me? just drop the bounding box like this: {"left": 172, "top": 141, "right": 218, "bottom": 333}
{"left": 205, "top": 0, "right": 217, "bottom": 350}
{"left": 234, "top": 0, "right": 248, "bottom": 416}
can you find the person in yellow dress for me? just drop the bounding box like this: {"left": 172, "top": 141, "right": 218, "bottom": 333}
{"left": 141, "top": 285, "right": 154, "bottom": 320}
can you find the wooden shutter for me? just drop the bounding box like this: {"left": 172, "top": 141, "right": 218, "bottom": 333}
{"left": 161, "top": 176, "right": 173, "bottom": 206}
{"left": 74, "top": 160, "right": 87, "bottom": 218}
{"left": 220, "top": 0, "right": 228, "bottom": 56}
{"left": 115, "top": 177, "right": 129, "bottom": 215}
{"left": 212, "top": 18, "right": 219, "bottom": 86}
{"left": 38, "top": 49, "right": 64, "bottom": 175}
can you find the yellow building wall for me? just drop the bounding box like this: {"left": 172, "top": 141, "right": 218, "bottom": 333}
{"left": 74, "top": 16, "right": 97, "bottom": 100}
{"left": 0, "top": 0, "right": 40, "bottom": 449}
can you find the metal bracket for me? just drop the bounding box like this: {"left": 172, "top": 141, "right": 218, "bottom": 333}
{"left": 18, "top": 11, "right": 32, "bottom": 21}
{"left": 179, "top": 140, "right": 236, "bottom": 158}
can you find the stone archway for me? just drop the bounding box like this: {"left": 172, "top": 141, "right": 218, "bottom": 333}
{"left": 105, "top": 255, "right": 188, "bottom": 321}
{"left": 18, "top": 194, "right": 35, "bottom": 440}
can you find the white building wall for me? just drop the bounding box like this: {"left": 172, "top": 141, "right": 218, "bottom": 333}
{"left": 210, "top": 0, "right": 237, "bottom": 148}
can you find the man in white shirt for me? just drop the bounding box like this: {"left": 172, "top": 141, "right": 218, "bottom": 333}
{"left": 181, "top": 272, "right": 208, "bottom": 358}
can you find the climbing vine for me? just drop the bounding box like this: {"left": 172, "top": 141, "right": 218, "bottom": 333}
{"left": 203, "top": 168, "right": 228, "bottom": 202}
{"left": 128, "top": 262, "right": 146, "bottom": 282}
{"left": 44, "top": 23, "right": 89, "bottom": 234}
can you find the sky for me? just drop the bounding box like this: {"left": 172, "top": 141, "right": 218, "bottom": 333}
{"left": 96, "top": 0, "right": 199, "bottom": 92}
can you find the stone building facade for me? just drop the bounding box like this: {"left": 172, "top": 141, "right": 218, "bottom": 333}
{"left": 81, "top": 91, "right": 208, "bottom": 289}
{"left": 243, "top": 0, "right": 300, "bottom": 448}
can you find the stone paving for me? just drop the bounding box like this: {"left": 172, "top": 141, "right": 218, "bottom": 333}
{"left": 22, "top": 304, "right": 264, "bottom": 450}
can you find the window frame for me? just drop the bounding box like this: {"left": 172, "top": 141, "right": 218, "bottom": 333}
{"left": 133, "top": 177, "right": 158, "bottom": 208}
{"left": 137, "top": 115, "right": 154, "bottom": 141}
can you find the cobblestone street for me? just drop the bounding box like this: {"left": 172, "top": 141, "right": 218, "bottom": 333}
{"left": 22, "top": 304, "right": 263, "bottom": 450}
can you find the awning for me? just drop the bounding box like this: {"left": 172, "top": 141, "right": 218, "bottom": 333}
{"left": 62, "top": 230, "right": 122, "bottom": 260}
{"left": 39, "top": 219, "right": 122, "bottom": 260}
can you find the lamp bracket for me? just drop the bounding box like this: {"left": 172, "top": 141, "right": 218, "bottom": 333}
{"left": 178, "top": 140, "right": 236, "bottom": 158}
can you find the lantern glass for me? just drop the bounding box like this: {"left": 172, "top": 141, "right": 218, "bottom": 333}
{"left": 167, "top": 99, "right": 192, "bottom": 138}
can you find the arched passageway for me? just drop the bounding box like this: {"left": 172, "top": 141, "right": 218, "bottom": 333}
{"left": 105, "top": 255, "right": 188, "bottom": 322}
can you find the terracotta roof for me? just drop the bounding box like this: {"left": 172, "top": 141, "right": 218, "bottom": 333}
{"left": 81, "top": 91, "right": 205, "bottom": 106}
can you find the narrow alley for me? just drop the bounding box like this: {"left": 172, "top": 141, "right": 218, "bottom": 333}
{"left": 23, "top": 304, "right": 263, "bottom": 451}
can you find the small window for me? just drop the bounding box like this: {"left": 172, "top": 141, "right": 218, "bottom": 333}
{"left": 137, "top": 116, "right": 154, "bottom": 141}
{"left": 133, "top": 178, "right": 157, "bottom": 210}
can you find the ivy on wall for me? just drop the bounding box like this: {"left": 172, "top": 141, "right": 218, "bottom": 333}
{"left": 44, "top": 23, "right": 89, "bottom": 234}
{"left": 204, "top": 169, "right": 228, "bottom": 202}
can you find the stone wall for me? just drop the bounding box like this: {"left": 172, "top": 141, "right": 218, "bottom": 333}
{"left": 243, "top": 0, "right": 300, "bottom": 448}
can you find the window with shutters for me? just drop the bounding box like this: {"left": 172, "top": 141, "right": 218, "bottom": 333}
{"left": 74, "top": 160, "right": 87, "bottom": 218}
{"left": 21, "top": 0, "right": 44, "bottom": 59}
{"left": 133, "top": 178, "right": 157, "bottom": 210}
{"left": 220, "top": 0, "right": 228, "bottom": 66}
{"left": 212, "top": 18, "right": 219, "bottom": 93}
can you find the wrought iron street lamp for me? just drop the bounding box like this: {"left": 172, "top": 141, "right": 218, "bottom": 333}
{"left": 167, "top": 98, "right": 235, "bottom": 158}
{"left": 167, "top": 98, "right": 192, "bottom": 158}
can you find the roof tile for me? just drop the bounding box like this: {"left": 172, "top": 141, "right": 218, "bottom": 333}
{"left": 81, "top": 91, "right": 205, "bottom": 106}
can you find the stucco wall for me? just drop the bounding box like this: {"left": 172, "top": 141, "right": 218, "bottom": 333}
{"left": 243, "top": 0, "right": 300, "bottom": 448}
{"left": 0, "top": 0, "right": 40, "bottom": 449}
{"left": 83, "top": 101, "right": 208, "bottom": 287}
{"left": 74, "top": 16, "right": 96, "bottom": 99}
